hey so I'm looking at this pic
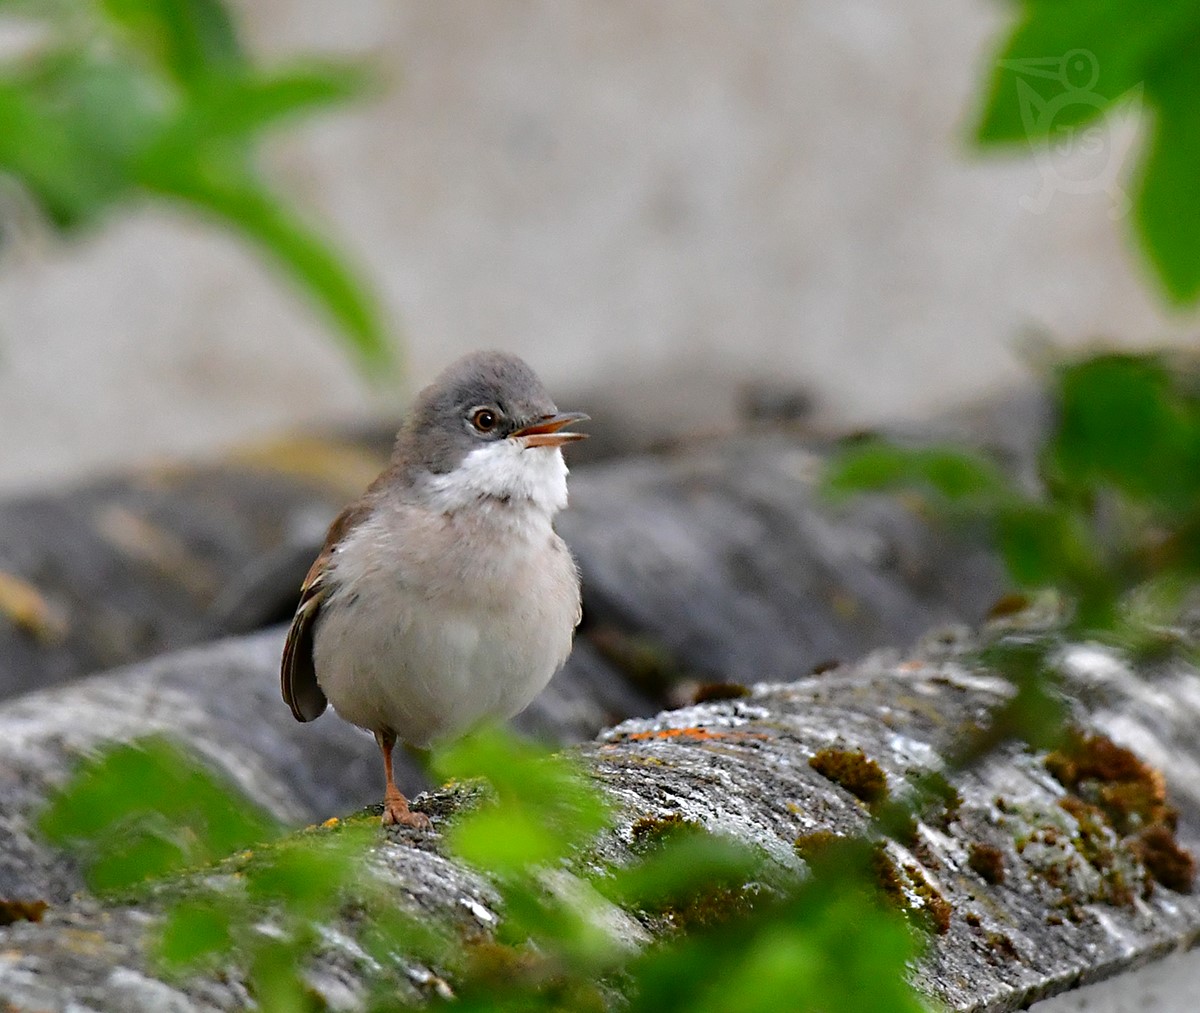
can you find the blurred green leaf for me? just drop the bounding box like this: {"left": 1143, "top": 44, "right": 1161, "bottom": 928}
{"left": 823, "top": 440, "right": 1008, "bottom": 505}
{"left": 826, "top": 353, "right": 1200, "bottom": 638}
{"left": 1049, "top": 354, "right": 1200, "bottom": 506}
{"left": 975, "top": 0, "right": 1200, "bottom": 144}
{"left": 435, "top": 726, "right": 612, "bottom": 874}
{"left": 447, "top": 804, "right": 566, "bottom": 873}
{"left": 993, "top": 502, "right": 1112, "bottom": 613}
{"left": 250, "top": 936, "right": 321, "bottom": 1013}
{"left": 0, "top": 49, "right": 157, "bottom": 226}
{"left": 1136, "top": 42, "right": 1200, "bottom": 303}
{"left": 157, "top": 896, "right": 234, "bottom": 968}
{"left": 99, "top": 0, "right": 243, "bottom": 86}
{"left": 359, "top": 904, "right": 453, "bottom": 972}
{"left": 146, "top": 64, "right": 372, "bottom": 156}
{"left": 604, "top": 831, "right": 763, "bottom": 919}
{"left": 626, "top": 869, "right": 928, "bottom": 1013}
{"left": 967, "top": 639, "right": 1068, "bottom": 757}
{"left": 973, "top": 1, "right": 1200, "bottom": 305}
{"left": 38, "top": 737, "right": 280, "bottom": 893}
{"left": 0, "top": 0, "right": 394, "bottom": 370}
{"left": 244, "top": 828, "right": 369, "bottom": 918}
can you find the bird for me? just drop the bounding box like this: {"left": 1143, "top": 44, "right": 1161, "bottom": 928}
{"left": 281, "top": 351, "right": 587, "bottom": 827}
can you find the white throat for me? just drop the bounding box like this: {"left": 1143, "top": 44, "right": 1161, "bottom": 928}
{"left": 420, "top": 441, "right": 569, "bottom": 517}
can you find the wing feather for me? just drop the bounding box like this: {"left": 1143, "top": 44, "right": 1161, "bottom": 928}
{"left": 280, "top": 498, "right": 373, "bottom": 722}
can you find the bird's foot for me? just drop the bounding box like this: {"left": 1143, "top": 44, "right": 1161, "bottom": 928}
{"left": 382, "top": 792, "right": 431, "bottom": 829}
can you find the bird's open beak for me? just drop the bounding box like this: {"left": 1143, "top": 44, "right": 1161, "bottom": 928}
{"left": 511, "top": 412, "right": 589, "bottom": 448}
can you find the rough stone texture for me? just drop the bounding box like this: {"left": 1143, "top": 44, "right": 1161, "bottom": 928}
{"left": 0, "top": 430, "right": 1009, "bottom": 705}
{"left": 0, "top": 416, "right": 1194, "bottom": 1009}
{"left": 1, "top": 637, "right": 1199, "bottom": 1011}
{"left": 563, "top": 435, "right": 1006, "bottom": 682}
{"left": 1031, "top": 947, "right": 1200, "bottom": 1012}
{"left": 0, "top": 628, "right": 658, "bottom": 905}
{"left": 0, "top": 445, "right": 387, "bottom": 699}
{"left": 588, "top": 641, "right": 1200, "bottom": 1012}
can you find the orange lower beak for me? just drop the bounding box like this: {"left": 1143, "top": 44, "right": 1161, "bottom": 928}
{"left": 511, "top": 412, "right": 589, "bottom": 448}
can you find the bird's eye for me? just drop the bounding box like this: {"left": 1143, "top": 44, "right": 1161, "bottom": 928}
{"left": 471, "top": 408, "right": 499, "bottom": 433}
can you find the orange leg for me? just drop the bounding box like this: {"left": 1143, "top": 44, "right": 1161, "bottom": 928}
{"left": 375, "top": 730, "right": 431, "bottom": 829}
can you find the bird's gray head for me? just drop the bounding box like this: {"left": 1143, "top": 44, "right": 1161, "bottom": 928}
{"left": 394, "top": 351, "right": 587, "bottom": 513}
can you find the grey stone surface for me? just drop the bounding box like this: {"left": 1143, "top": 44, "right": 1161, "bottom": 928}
{"left": 1029, "top": 946, "right": 1200, "bottom": 1012}
{"left": 1, "top": 636, "right": 1199, "bottom": 1011}
{"left": 0, "top": 454, "right": 383, "bottom": 699}
{"left": 563, "top": 435, "right": 1006, "bottom": 682}
{"left": 0, "top": 627, "right": 659, "bottom": 905}
{"left": 585, "top": 640, "right": 1200, "bottom": 1013}
{"left": 0, "top": 428, "right": 1010, "bottom": 706}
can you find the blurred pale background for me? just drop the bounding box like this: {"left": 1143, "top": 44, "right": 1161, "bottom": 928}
{"left": 0, "top": 0, "right": 1196, "bottom": 492}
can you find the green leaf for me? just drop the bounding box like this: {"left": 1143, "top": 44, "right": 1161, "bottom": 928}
{"left": 627, "top": 868, "right": 928, "bottom": 1013}
{"left": 38, "top": 737, "right": 280, "bottom": 893}
{"left": 973, "top": 639, "right": 1068, "bottom": 753}
{"left": 1136, "top": 39, "right": 1200, "bottom": 303}
{"left": 436, "top": 728, "right": 611, "bottom": 842}
{"left": 245, "top": 830, "right": 369, "bottom": 918}
{"left": 146, "top": 63, "right": 371, "bottom": 159}
{"left": 0, "top": 77, "right": 110, "bottom": 226}
{"left": 0, "top": 1, "right": 389, "bottom": 371}
{"left": 0, "top": 49, "right": 162, "bottom": 226}
{"left": 994, "top": 501, "right": 1116, "bottom": 624}
{"left": 823, "top": 440, "right": 1010, "bottom": 506}
{"left": 447, "top": 804, "right": 566, "bottom": 873}
{"left": 157, "top": 897, "right": 234, "bottom": 968}
{"left": 1049, "top": 354, "right": 1200, "bottom": 506}
{"left": 605, "top": 831, "right": 762, "bottom": 915}
{"left": 975, "top": 0, "right": 1200, "bottom": 144}
{"left": 99, "top": 0, "right": 244, "bottom": 86}
{"left": 249, "top": 937, "right": 319, "bottom": 1013}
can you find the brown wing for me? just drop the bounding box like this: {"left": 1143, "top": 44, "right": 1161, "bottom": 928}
{"left": 281, "top": 499, "right": 372, "bottom": 722}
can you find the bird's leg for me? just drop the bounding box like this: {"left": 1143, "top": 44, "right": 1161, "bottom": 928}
{"left": 375, "top": 729, "right": 431, "bottom": 829}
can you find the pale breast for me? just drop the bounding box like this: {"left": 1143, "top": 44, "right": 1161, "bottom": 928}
{"left": 311, "top": 499, "right": 581, "bottom": 747}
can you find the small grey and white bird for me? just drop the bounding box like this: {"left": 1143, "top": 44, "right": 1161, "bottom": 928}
{"left": 281, "top": 351, "right": 587, "bottom": 827}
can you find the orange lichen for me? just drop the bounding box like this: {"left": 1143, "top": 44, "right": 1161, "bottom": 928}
{"left": 627, "top": 727, "right": 725, "bottom": 742}
{"left": 621, "top": 726, "right": 768, "bottom": 745}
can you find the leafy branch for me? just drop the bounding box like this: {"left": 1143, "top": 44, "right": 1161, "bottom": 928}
{"left": 0, "top": 0, "right": 393, "bottom": 370}
{"left": 975, "top": 0, "right": 1200, "bottom": 302}
{"left": 41, "top": 728, "right": 931, "bottom": 1013}
{"left": 827, "top": 353, "right": 1200, "bottom": 641}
